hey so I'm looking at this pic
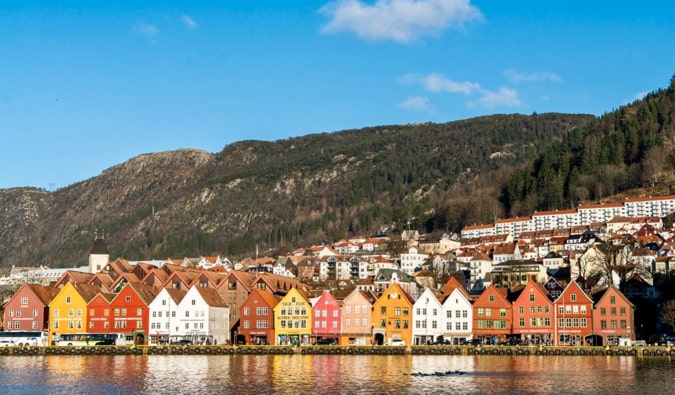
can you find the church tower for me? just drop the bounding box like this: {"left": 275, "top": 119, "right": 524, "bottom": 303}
{"left": 88, "top": 229, "right": 110, "bottom": 274}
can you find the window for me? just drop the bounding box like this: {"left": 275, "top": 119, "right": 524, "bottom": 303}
{"left": 489, "top": 295, "right": 495, "bottom": 302}
{"left": 518, "top": 306, "right": 524, "bottom": 314}
{"left": 477, "top": 308, "right": 484, "bottom": 316}
{"left": 137, "top": 308, "right": 142, "bottom": 316}
{"left": 462, "top": 322, "right": 468, "bottom": 331}
{"left": 32, "top": 321, "right": 38, "bottom": 329}
{"left": 463, "top": 311, "right": 468, "bottom": 318}
{"left": 137, "top": 321, "right": 142, "bottom": 329}
{"left": 500, "top": 309, "right": 506, "bottom": 317}
{"left": 192, "top": 299, "right": 196, "bottom": 305}
{"left": 447, "top": 310, "right": 452, "bottom": 318}
{"left": 395, "top": 307, "right": 401, "bottom": 316}
{"left": 66, "top": 296, "right": 71, "bottom": 304}
{"left": 600, "top": 307, "right": 606, "bottom": 316}
{"left": 122, "top": 308, "right": 127, "bottom": 317}
{"left": 33, "top": 309, "right": 38, "bottom": 317}
{"left": 244, "top": 307, "right": 250, "bottom": 316}
{"left": 21, "top": 297, "right": 28, "bottom": 304}
{"left": 529, "top": 294, "right": 535, "bottom": 302}
{"left": 126, "top": 296, "right": 131, "bottom": 302}
{"left": 558, "top": 306, "right": 564, "bottom": 314}
{"left": 610, "top": 308, "right": 616, "bottom": 316}
{"left": 380, "top": 307, "right": 386, "bottom": 315}
{"left": 610, "top": 296, "right": 616, "bottom": 304}
{"left": 519, "top": 318, "right": 525, "bottom": 327}
{"left": 54, "top": 309, "right": 59, "bottom": 317}
{"left": 570, "top": 294, "right": 577, "bottom": 302}
{"left": 530, "top": 306, "right": 535, "bottom": 313}
{"left": 455, "top": 310, "right": 461, "bottom": 318}
{"left": 68, "top": 308, "right": 74, "bottom": 317}
{"left": 620, "top": 320, "right": 627, "bottom": 329}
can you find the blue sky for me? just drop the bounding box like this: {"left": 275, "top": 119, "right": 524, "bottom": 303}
{"left": 1, "top": 1, "right": 673, "bottom": 190}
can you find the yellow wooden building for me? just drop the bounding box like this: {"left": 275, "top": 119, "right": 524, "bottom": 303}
{"left": 273, "top": 287, "right": 312, "bottom": 346}
{"left": 47, "top": 282, "right": 101, "bottom": 345}
{"left": 372, "top": 282, "right": 414, "bottom": 346}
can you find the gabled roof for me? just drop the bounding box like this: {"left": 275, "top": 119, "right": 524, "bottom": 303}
{"left": 73, "top": 283, "right": 106, "bottom": 303}
{"left": 441, "top": 276, "right": 470, "bottom": 299}
{"left": 165, "top": 288, "right": 188, "bottom": 305}
{"left": 113, "top": 282, "right": 160, "bottom": 306}
{"left": 53, "top": 270, "right": 95, "bottom": 288}
{"left": 249, "top": 288, "right": 282, "bottom": 308}
{"left": 194, "top": 286, "right": 228, "bottom": 308}
{"left": 22, "top": 283, "right": 60, "bottom": 305}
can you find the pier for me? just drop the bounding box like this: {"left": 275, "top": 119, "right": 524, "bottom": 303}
{"left": 0, "top": 345, "right": 673, "bottom": 357}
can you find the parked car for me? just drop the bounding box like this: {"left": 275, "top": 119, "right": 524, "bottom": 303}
{"left": 461, "top": 339, "right": 482, "bottom": 346}
{"left": 94, "top": 340, "right": 115, "bottom": 346}
{"left": 388, "top": 339, "right": 406, "bottom": 346}
{"left": 315, "top": 338, "right": 337, "bottom": 345}
{"left": 170, "top": 339, "right": 194, "bottom": 345}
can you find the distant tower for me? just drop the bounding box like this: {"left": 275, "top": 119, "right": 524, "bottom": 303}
{"left": 88, "top": 229, "right": 110, "bottom": 274}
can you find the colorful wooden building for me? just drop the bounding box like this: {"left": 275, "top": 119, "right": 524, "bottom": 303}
{"left": 2, "top": 283, "right": 59, "bottom": 332}
{"left": 512, "top": 279, "right": 554, "bottom": 345}
{"left": 372, "top": 282, "right": 414, "bottom": 345}
{"left": 472, "top": 284, "right": 512, "bottom": 344}
{"left": 239, "top": 288, "right": 280, "bottom": 345}
{"left": 273, "top": 287, "right": 312, "bottom": 346}
{"left": 553, "top": 280, "right": 594, "bottom": 346}
{"left": 311, "top": 290, "right": 342, "bottom": 345}
{"left": 592, "top": 285, "right": 636, "bottom": 346}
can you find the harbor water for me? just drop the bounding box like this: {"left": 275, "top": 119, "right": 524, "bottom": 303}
{"left": 1, "top": 354, "right": 674, "bottom": 394}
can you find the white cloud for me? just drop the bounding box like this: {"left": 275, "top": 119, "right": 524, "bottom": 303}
{"left": 469, "top": 87, "right": 521, "bottom": 109}
{"left": 319, "top": 0, "right": 484, "bottom": 43}
{"left": 399, "top": 96, "right": 432, "bottom": 112}
{"left": 181, "top": 15, "right": 198, "bottom": 30}
{"left": 504, "top": 69, "right": 562, "bottom": 85}
{"left": 401, "top": 73, "right": 480, "bottom": 94}
{"left": 134, "top": 22, "right": 159, "bottom": 38}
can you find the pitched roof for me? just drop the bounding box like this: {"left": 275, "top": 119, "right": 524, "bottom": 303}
{"left": 195, "top": 286, "right": 228, "bottom": 308}
{"left": 25, "top": 284, "right": 60, "bottom": 305}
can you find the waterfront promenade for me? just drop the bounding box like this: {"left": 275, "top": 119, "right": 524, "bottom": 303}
{"left": 1, "top": 344, "right": 673, "bottom": 357}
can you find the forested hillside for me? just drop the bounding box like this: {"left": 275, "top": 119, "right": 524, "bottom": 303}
{"left": 503, "top": 76, "right": 675, "bottom": 216}
{"left": 0, "top": 113, "right": 593, "bottom": 267}
{"left": 2, "top": 75, "right": 674, "bottom": 268}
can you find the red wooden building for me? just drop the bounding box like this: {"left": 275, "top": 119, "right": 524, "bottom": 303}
{"left": 592, "top": 286, "right": 636, "bottom": 346}
{"left": 2, "top": 284, "right": 58, "bottom": 332}
{"left": 472, "top": 284, "right": 512, "bottom": 344}
{"left": 512, "top": 279, "right": 554, "bottom": 345}
{"left": 108, "top": 283, "right": 158, "bottom": 345}
{"left": 553, "top": 280, "right": 594, "bottom": 346}
{"left": 239, "top": 288, "right": 280, "bottom": 345}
